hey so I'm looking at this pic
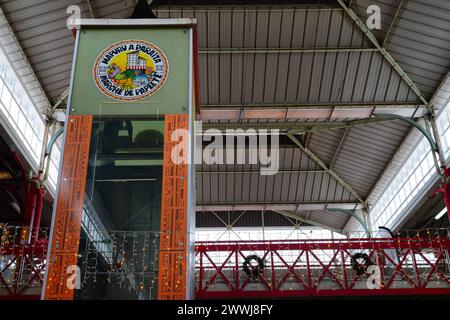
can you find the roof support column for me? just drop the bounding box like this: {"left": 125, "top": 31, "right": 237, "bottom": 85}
{"left": 362, "top": 208, "right": 373, "bottom": 238}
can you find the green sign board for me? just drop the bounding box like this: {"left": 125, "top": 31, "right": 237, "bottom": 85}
{"left": 69, "top": 23, "right": 192, "bottom": 116}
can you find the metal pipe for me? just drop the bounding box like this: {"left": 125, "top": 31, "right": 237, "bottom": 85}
{"left": 378, "top": 226, "right": 395, "bottom": 238}
{"left": 42, "top": 127, "right": 64, "bottom": 183}
{"left": 45, "top": 127, "right": 64, "bottom": 156}
{"left": 374, "top": 113, "right": 438, "bottom": 152}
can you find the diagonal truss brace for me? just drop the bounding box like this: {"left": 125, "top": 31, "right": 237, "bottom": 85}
{"left": 337, "top": 0, "right": 447, "bottom": 168}
{"left": 287, "top": 133, "right": 367, "bottom": 208}
{"left": 337, "top": 0, "right": 428, "bottom": 106}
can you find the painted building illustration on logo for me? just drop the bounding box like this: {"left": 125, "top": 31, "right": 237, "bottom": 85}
{"left": 126, "top": 51, "right": 147, "bottom": 70}
{"left": 93, "top": 40, "right": 169, "bottom": 101}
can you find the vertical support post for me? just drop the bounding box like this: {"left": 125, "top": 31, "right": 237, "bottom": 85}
{"left": 424, "top": 117, "right": 443, "bottom": 178}
{"left": 411, "top": 249, "right": 421, "bottom": 287}
{"left": 235, "top": 250, "right": 239, "bottom": 291}
{"left": 426, "top": 106, "right": 447, "bottom": 170}
{"left": 376, "top": 249, "right": 385, "bottom": 289}
{"left": 306, "top": 250, "right": 312, "bottom": 290}
{"left": 362, "top": 208, "right": 373, "bottom": 238}
{"left": 270, "top": 250, "right": 275, "bottom": 291}
{"left": 340, "top": 250, "right": 348, "bottom": 289}
{"left": 199, "top": 251, "right": 203, "bottom": 292}
{"left": 30, "top": 187, "right": 44, "bottom": 244}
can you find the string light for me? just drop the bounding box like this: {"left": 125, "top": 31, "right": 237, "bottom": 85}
{"left": 3, "top": 225, "right": 449, "bottom": 298}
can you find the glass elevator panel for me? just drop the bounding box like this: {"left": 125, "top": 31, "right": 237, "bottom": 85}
{"left": 76, "top": 116, "right": 164, "bottom": 300}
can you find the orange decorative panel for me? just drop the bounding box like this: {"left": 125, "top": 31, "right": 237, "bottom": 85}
{"left": 44, "top": 115, "right": 92, "bottom": 300}
{"left": 158, "top": 114, "right": 189, "bottom": 300}
{"left": 157, "top": 251, "right": 185, "bottom": 300}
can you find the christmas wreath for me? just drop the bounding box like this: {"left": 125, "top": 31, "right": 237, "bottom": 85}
{"left": 242, "top": 255, "right": 265, "bottom": 280}
{"left": 351, "top": 252, "right": 374, "bottom": 276}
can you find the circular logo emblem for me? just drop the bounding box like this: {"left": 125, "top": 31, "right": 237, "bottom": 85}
{"left": 93, "top": 40, "right": 169, "bottom": 101}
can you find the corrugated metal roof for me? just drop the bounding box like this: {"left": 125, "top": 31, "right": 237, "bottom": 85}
{"left": 320, "top": 120, "right": 411, "bottom": 197}
{"left": 2, "top": 1, "right": 442, "bottom": 107}
{"left": 0, "top": 6, "right": 51, "bottom": 112}
{"left": 156, "top": 6, "right": 417, "bottom": 107}
{"left": 0, "top": 0, "right": 91, "bottom": 106}
{"left": 352, "top": 0, "right": 450, "bottom": 99}
{"left": 196, "top": 146, "right": 359, "bottom": 205}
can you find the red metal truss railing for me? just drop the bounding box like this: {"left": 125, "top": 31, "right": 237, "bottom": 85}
{"left": 195, "top": 237, "right": 450, "bottom": 298}
{"left": 0, "top": 227, "right": 48, "bottom": 300}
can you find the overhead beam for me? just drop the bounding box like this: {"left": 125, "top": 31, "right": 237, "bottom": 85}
{"left": 287, "top": 133, "right": 367, "bottom": 208}
{"left": 199, "top": 116, "right": 403, "bottom": 133}
{"left": 154, "top": 6, "right": 342, "bottom": 13}
{"left": 199, "top": 103, "right": 426, "bottom": 122}
{"left": 196, "top": 169, "right": 325, "bottom": 174}
{"left": 199, "top": 47, "right": 378, "bottom": 54}
{"left": 196, "top": 202, "right": 362, "bottom": 212}
{"left": 201, "top": 102, "right": 422, "bottom": 110}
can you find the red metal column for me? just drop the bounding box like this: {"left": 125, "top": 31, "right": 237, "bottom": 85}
{"left": 441, "top": 167, "right": 450, "bottom": 221}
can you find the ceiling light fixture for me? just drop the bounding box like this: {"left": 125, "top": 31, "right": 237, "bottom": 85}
{"left": 435, "top": 208, "right": 447, "bottom": 220}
